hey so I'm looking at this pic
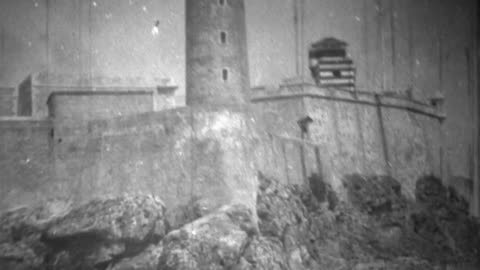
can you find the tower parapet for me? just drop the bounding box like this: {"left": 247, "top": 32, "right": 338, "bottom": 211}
{"left": 185, "top": 0, "right": 250, "bottom": 106}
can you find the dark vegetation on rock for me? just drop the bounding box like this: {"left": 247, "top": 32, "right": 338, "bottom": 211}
{"left": 0, "top": 173, "right": 479, "bottom": 270}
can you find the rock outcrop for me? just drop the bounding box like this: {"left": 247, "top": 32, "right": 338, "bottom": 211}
{"left": 0, "top": 174, "right": 479, "bottom": 270}
{"left": 242, "top": 173, "right": 480, "bottom": 269}
{"left": 0, "top": 195, "right": 168, "bottom": 270}
{"left": 158, "top": 204, "right": 256, "bottom": 269}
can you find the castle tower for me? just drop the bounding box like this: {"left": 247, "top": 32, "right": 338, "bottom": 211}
{"left": 185, "top": 0, "right": 250, "bottom": 106}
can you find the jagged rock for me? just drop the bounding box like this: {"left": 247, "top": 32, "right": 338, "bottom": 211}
{"left": 0, "top": 207, "right": 49, "bottom": 244}
{"left": 308, "top": 173, "right": 338, "bottom": 210}
{"left": 0, "top": 242, "right": 45, "bottom": 270}
{"left": 353, "top": 258, "right": 434, "bottom": 270}
{"left": 110, "top": 243, "right": 163, "bottom": 270}
{"left": 412, "top": 176, "right": 480, "bottom": 265}
{"left": 256, "top": 174, "right": 309, "bottom": 239}
{"left": 251, "top": 173, "right": 480, "bottom": 270}
{"left": 0, "top": 207, "right": 52, "bottom": 270}
{"left": 158, "top": 204, "right": 256, "bottom": 270}
{"left": 1, "top": 174, "right": 479, "bottom": 270}
{"left": 167, "top": 196, "right": 215, "bottom": 230}
{"left": 254, "top": 173, "right": 347, "bottom": 270}
{"left": 235, "top": 237, "right": 289, "bottom": 270}
{"left": 44, "top": 195, "right": 167, "bottom": 270}
{"left": 343, "top": 174, "right": 407, "bottom": 217}
{"left": 46, "top": 195, "right": 167, "bottom": 241}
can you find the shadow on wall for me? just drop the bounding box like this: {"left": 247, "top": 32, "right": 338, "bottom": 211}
{"left": 449, "top": 176, "right": 474, "bottom": 209}
{"left": 308, "top": 173, "right": 338, "bottom": 211}
{"left": 17, "top": 75, "right": 32, "bottom": 116}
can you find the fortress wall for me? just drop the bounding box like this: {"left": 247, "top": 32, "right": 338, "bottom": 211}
{"left": 0, "top": 88, "right": 15, "bottom": 116}
{"left": 381, "top": 107, "right": 442, "bottom": 197}
{"left": 253, "top": 132, "right": 332, "bottom": 193}
{"left": 49, "top": 106, "right": 258, "bottom": 225}
{"left": 253, "top": 86, "right": 444, "bottom": 200}
{"left": 251, "top": 105, "right": 324, "bottom": 188}
{"left": 252, "top": 132, "right": 288, "bottom": 185}
{"left": 51, "top": 118, "right": 190, "bottom": 212}
{"left": 305, "top": 98, "right": 387, "bottom": 178}
{"left": 154, "top": 87, "right": 178, "bottom": 111}
{"left": 47, "top": 91, "right": 154, "bottom": 122}
{"left": 0, "top": 118, "right": 53, "bottom": 210}
{"left": 307, "top": 98, "right": 369, "bottom": 178}
{"left": 15, "top": 73, "right": 175, "bottom": 118}
{"left": 253, "top": 96, "right": 304, "bottom": 138}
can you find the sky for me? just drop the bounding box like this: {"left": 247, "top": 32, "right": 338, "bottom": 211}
{"left": 0, "top": 0, "right": 474, "bottom": 91}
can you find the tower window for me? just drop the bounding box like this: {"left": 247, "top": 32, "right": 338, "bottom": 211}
{"left": 220, "top": 32, "right": 227, "bottom": 44}
{"left": 222, "top": 69, "right": 229, "bottom": 81}
{"left": 219, "top": 0, "right": 225, "bottom": 6}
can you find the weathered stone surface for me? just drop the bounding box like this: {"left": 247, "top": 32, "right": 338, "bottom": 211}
{"left": 256, "top": 173, "right": 309, "bottom": 239}
{"left": 235, "top": 237, "right": 289, "bottom": 270}
{"left": 0, "top": 207, "right": 41, "bottom": 244}
{"left": 343, "top": 174, "right": 407, "bottom": 216}
{"left": 46, "top": 195, "right": 167, "bottom": 241}
{"left": 168, "top": 196, "right": 216, "bottom": 230}
{"left": 252, "top": 173, "right": 349, "bottom": 270}
{"left": 412, "top": 176, "right": 480, "bottom": 263}
{"left": 158, "top": 204, "right": 256, "bottom": 270}
{"left": 243, "top": 173, "right": 480, "bottom": 270}
{"left": 0, "top": 195, "right": 165, "bottom": 270}
{"left": 0, "top": 173, "right": 479, "bottom": 270}
{"left": 0, "top": 206, "right": 54, "bottom": 270}
{"left": 43, "top": 195, "right": 167, "bottom": 269}
{"left": 0, "top": 242, "right": 45, "bottom": 270}
{"left": 110, "top": 243, "right": 163, "bottom": 270}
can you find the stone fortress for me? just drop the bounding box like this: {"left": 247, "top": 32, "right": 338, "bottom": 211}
{"left": 0, "top": 0, "right": 459, "bottom": 222}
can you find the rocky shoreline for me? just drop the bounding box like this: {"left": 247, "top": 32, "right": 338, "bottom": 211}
{"left": 1, "top": 173, "right": 479, "bottom": 270}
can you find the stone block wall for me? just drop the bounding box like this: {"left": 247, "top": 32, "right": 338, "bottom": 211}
{"left": 47, "top": 91, "right": 155, "bottom": 122}
{"left": 381, "top": 107, "right": 442, "bottom": 197}
{"left": 0, "top": 88, "right": 15, "bottom": 116}
{"left": 0, "top": 118, "right": 53, "bottom": 210}
{"left": 254, "top": 133, "right": 323, "bottom": 186}
{"left": 48, "top": 105, "right": 259, "bottom": 225}
{"left": 0, "top": 82, "right": 450, "bottom": 216}
{"left": 15, "top": 73, "right": 178, "bottom": 118}
{"left": 252, "top": 83, "right": 444, "bottom": 200}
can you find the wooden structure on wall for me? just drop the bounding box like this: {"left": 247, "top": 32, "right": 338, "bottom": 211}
{"left": 308, "top": 37, "right": 356, "bottom": 91}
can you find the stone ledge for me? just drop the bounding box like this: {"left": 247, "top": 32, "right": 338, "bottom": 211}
{"left": 251, "top": 84, "right": 445, "bottom": 121}
{"left": 0, "top": 117, "right": 52, "bottom": 128}
{"left": 46, "top": 90, "right": 154, "bottom": 106}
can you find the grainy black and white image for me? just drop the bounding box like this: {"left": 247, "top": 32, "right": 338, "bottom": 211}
{"left": 0, "top": 0, "right": 480, "bottom": 269}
